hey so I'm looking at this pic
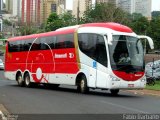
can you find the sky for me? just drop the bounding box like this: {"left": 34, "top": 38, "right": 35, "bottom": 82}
{"left": 66, "top": 0, "right": 160, "bottom": 11}
{"left": 2, "top": 0, "right": 160, "bottom": 11}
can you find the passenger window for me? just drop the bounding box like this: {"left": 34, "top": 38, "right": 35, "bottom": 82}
{"left": 31, "top": 39, "right": 40, "bottom": 51}
{"left": 40, "top": 37, "right": 48, "bottom": 50}
{"left": 78, "top": 33, "right": 108, "bottom": 67}
{"left": 46, "top": 36, "right": 56, "bottom": 49}
{"left": 55, "top": 34, "right": 74, "bottom": 49}
{"left": 55, "top": 35, "right": 65, "bottom": 49}
{"left": 78, "top": 33, "right": 97, "bottom": 60}
{"left": 65, "top": 34, "right": 74, "bottom": 48}
{"left": 23, "top": 39, "right": 33, "bottom": 51}
{"left": 96, "top": 35, "right": 108, "bottom": 67}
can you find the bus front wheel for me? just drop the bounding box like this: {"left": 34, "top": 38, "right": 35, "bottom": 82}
{"left": 77, "top": 75, "right": 89, "bottom": 94}
{"left": 110, "top": 89, "right": 119, "bottom": 96}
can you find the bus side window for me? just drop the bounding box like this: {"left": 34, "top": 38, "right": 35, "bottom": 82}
{"left": 65, "top": 34, "right": 74, "bottom": 48}
{"left": 96, "top": 35, "right": 108, "bottom": 67}
{"left": 78, "top": 33, "right": 97, "bottom": 60}
{"left": 31, "top": 39, "right": 40, "bottom": 51}
{"left": 55, "top": 35, "right": 65, "bottom": 49}
{"left": 40, "top": 37, "right": 48, "bottom": 50}
{"left": 23, "top": 39, "right": 33, "bottom": 51}
{"left": 46, "top": 36, "right": 56, "bottom": 49}
{"left": 8, "top": 41, "right": 19, "bottom": 52}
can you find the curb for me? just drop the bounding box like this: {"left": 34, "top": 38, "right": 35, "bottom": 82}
{"left": 124, "top": 90, "right": 160, "bottom": 97}
{"left": 0, "top": 104, "right": 9, "bottom": 120}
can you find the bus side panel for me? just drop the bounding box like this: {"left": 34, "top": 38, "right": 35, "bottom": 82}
{"left": 78, "top": 51, "right": 97, "bottom": 88}
{"left": 54, "top": 48, "right": 79, "bottom": 74}
{"left": 5, "top": 52, "right": 27, "bottom": 72}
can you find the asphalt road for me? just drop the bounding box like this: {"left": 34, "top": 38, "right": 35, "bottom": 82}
{"left": 0, "top": 70, "right": 160, "bottom": 115}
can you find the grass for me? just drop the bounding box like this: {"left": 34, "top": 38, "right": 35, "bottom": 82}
{"left": 145, "top": 81, "right": 160, "bottom": 91}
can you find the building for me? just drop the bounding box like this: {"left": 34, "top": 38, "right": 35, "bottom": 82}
{"left": 21, "top": 0, "right": 40, "bottom": 25}
{"left": 117, "top": 0, "right": 134, "bottom": 14}
{"left": 72, "top": 0, "right": 92, "bottom": 18}
{"left": 117, "top": 0, "right": 151, "bottom": 19}
{"left": 40, "top": 0, "right": 66, "bottom": 24}
{"left": 6, "top": 0, "right": 13, "bottom": 14}
{"left": 96, "top": 0, "right": 117, "bottom": 4}
{"left": 0, "top": 0, "right": 2, "bottom": 13}
{"left": 57, "top": 0, "right": 66, "bottom": 15}
{"left": 5, "top": 0, "right": 22, "bottom": 22}
{"left": 40, "top": 0, "right": 57, "bottom": 24}
{"left": 134, "top": 0, "right": 151, "bottom": 20}
{"left": 0, "top": 0, "right": 3, "bottom": 31}
{"left": 95, "top": 0, "right": 151, "bottom": 19}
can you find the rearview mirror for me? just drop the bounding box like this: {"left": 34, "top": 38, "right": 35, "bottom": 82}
{"left": 138, "top": 35, "right": 154, "bottom": 49}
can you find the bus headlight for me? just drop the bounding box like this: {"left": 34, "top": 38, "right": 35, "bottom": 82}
{"left": 109, "top": 75, "right": 120, "bottom": 81}
{"left": 141, "top": 77, "right": 146, "bottom": 82}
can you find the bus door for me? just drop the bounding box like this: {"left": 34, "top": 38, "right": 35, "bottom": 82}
{"left": 95, "top": 35, "right": 109, "bottom": 88}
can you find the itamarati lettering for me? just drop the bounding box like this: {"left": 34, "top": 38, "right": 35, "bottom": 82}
{"left": 55, "top": 53, "right": 67, "bottom": 58}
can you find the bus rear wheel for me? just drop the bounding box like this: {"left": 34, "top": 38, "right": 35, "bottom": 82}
{"left": 77, "top": 75, "right": 89, "bottom": 94}
{"left": 17, "top": 73, "right": 24, "bottom": 87}
{"left": 24, "top": 73, "right": 32, "bottom": 87}
{"left": 110, "top": 89, "right": 119, "bottom": 96}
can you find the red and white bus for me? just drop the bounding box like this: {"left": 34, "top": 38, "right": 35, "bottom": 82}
{"left": 5, "top": 23, "right": 154, "bottom": 95}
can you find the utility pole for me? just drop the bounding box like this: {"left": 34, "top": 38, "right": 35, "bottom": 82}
{"left": 77, "top": 0, "right": 80, "bottom": 24}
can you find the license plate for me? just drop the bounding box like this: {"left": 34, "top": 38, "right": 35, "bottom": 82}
{"left": 128, "top": 84, "right": 134, "bottom": 88}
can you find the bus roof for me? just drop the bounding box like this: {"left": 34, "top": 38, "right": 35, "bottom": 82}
{"left": 8, "top": 22, "right": 133, "bottom": 42}
{"left": 56, "top": 22, "right": 133, "bottom": 33}
{"left": 80, "top": 22, "right": 133, "bottom": 33}
{"left": 8, "top": 28, "right": 75, "bottom": 42}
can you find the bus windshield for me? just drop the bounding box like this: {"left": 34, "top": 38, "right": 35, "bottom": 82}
{"left": 109, "top": 35, "right": 144, "bottom": 73}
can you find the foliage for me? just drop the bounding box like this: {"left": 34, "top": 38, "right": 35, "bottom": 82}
{"left": 83, "top": 3, "right": 128, "bottom": 24}
{"left": 45, "top": 12, "right": 78, "bottom": 32}
{"left": 146, "top": 81, "right": 160, "bottom": 91}
{"left": 19, "top": 26, "right": 39, "bottom": 35}
{"left": 45, "top": 12, "right": 63, "bottom": 32}
{"left": 147, "top": 18, "right": 160, "bottom": 49}
{"left": 0, "top": 33, "right": 4, "bottom": 39}
{"left": 152, "top": 11, "right": 160, "bottom": 18}
{"left": 131, "top": 13, "right": 143, "bottom": 20}
{"left": 14, "top": 2, "right": 160, "bottom": 50}
{"left": 3, "top": 19, "right": 12, "bottom": 26}
{"left": 60, "top": 12, "right": 77, "bottom": 27}
{"left": 129, "top": 16, "right": 149, "bottom": 35}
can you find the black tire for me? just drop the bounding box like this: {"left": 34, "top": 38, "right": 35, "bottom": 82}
{"left": 24, "top": 73, "right": 32, "bottom": 87}
{"left": 16, "top": 73, "right": 24, "bottom": 87}
{"left": 110, "top": 89, "right": 119, "bottom": 96}
{"left": 77, "top": 75, "right": 89, "bottom": 94}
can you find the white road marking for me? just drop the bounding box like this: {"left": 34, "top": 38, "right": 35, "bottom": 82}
{"left": 100, "top": 100, "right": 149, "bottom": 113}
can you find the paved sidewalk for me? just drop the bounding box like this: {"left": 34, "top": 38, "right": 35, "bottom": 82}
{"left": 125, "top": 89, "right": 160, "bottom": 97}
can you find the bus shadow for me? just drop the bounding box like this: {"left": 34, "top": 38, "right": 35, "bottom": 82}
{"left": 10, "top": 84, "right": 141, "bottom": 98}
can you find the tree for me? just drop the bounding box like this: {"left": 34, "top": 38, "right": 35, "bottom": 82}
{"left": 147, "top": 18, "right": 160, "bottom": 49}
{"left": 83, "top": 3, "right": 128, "bottom": 24}
{"left": 152, "top": 11, "right": 160, "bottom": 18}
{"left": 131, "top": 13, "right": 143, "bottom": 21}
{"left": 60, "top": 12, "right": 77, "bottom": 27}
{"left": 3, "top": 19, "right": 12, "bottom": 26}
{"left": 45, "top": 12, "right": 63, "bottom": 32}
{"left": 129, "top": 16, "right": 149, "bottom": 35}
{"left": 19, "top": 26, "right": 39, "bottom": 35}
